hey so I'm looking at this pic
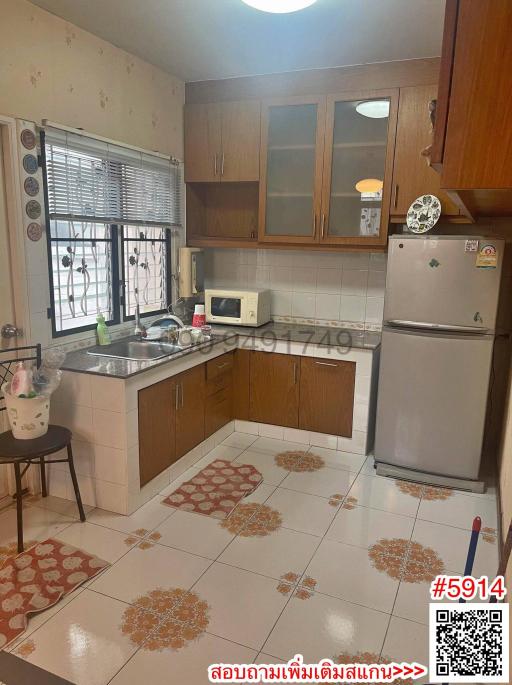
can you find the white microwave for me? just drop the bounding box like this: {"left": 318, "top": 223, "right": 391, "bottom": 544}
{"left": 205, "top": 288, "right": 271, "bottom": 327}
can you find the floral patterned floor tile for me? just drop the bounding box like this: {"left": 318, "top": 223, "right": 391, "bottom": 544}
{"left": 192, "top": 563, "right": 289, "bottom": 650}
{"left": 263, "top": 589, "right": 389, "bottom": 663}
{"left": 218, "top": 525, "right": 319, "bottom": 580}
{"left": 110, "top": 632, "right": 256, "bottom": 685}
{"left": 89, "top": 542, "right": 211, "bottom": 604}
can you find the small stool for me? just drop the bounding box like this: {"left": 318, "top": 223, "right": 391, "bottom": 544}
{"left": 0, "top": 425, "right": 86, "bottom": 553}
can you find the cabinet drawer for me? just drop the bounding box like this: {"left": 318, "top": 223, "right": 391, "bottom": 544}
{"left": 205, "top": 387, "right": 233, "bottom": 437}
{"left": 206, "top": 352, "right": 234, "bottom": 381}
{"left": 206, "top": 370, "right": 233, "bottom": 397}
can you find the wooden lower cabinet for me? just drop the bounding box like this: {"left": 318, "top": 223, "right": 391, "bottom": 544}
{"left": 139, "top": 349, "right": 358, "bottom": 488}
{"left": 205, "top": 352, "right": 234, "bottom": 437}
{"left": 233, "top": 349, "right": 251, "bottom": 420}
{"left": 249, "top": 351, "right": 300, "bottom": 428}
{"left": 175, "top": 364, "right": 206, "bottom": 459}
{"left": 298, "top": 357, "right": 356, "bottom": 437}
{"left": 138, "top": 377, "right": 176, "bottom": 488}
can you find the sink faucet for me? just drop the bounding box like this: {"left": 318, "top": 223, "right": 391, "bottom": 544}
{"left": 134, "top": 305, "right": 147, "bottom": 339}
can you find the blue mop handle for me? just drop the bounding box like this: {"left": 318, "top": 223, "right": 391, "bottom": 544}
{"left": 461, "top": 516, "right": 482, "bottom": 598}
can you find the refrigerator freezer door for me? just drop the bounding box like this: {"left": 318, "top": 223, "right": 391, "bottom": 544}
{"left": 374, "top": 326, "right": 494, "bottom": 479}
{"left": 384, "top": 236, "right": 503, "bottom": 330}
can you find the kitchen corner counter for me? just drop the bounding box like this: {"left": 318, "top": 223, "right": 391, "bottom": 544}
{"left": 50, "top": 321, "right": 380, "bottom": 516}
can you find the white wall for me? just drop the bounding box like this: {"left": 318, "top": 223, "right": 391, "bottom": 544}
{"left": 204, "top": 248, "right": 387, "bottom": 330}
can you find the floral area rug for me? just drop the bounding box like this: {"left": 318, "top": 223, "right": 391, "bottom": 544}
{"left": 162, "top": 459, "right": 262, "bottom": 520}
{"left": 0, "top": 539, "right": 109, "bottom": 649}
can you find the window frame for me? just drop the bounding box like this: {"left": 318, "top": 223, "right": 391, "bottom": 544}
{"left": 120, "top": 225, "right": 172, "bottom": 322}
{"left": 41, "top": 131, "right": 173, "bottom": 338}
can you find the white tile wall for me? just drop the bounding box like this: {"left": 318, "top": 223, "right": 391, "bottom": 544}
{"left": 204, "top": 248, "right": 387, "bottom": 330}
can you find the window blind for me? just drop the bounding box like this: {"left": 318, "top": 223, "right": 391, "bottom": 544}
{"left": 44, "top": 127, "right": 182, "bottom": 228}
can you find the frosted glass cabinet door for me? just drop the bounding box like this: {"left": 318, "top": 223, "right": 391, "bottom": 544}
{"left": 320, "top": 91, "right": 398, "bottom": 245}
{"left": 259, "top": 97, "right": 325, "bottom": 243}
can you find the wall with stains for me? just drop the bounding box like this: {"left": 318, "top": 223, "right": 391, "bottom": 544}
{"left": 0, "top": 0, "right": 184, "bottom": 158}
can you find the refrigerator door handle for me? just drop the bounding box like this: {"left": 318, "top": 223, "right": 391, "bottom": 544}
{"left": 385, "top": 320, "right": 490, "bottom": 334}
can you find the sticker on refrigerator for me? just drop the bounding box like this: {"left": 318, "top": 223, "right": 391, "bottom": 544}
{"left": 475, "top": 243, "right": 498, "bottom": 269}
{"left": 464, "top": 239, "right": 479, "bottom": 253}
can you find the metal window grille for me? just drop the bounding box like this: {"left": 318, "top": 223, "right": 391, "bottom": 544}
{"left": 121, "top": 226, "right": 170, "bottom": 319}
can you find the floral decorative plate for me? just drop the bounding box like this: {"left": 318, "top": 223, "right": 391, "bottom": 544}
{"left": 406, "top": 194, "right": 441, "bottom": 234}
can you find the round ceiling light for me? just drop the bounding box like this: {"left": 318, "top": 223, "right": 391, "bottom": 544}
{"left": 355, "top": 100, "right": 390, "bottom": 119}
{"left": 355, "top": 178, "right": 383, "bottom": 194}
{"left": 241, "top": 0, "right": 317, "bottom": 13}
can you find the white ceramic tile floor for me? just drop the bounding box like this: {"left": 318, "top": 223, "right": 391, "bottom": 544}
{"left": 5, "top": 434, "right": 501, "bottom": 685}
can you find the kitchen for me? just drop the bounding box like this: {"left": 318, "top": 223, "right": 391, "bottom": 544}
{"left": 0, "top": 0, "right": 511, "bottom": 683}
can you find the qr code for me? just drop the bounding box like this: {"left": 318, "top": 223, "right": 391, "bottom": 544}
{"left": 429, "top": 603, "right": 509, "bottom": 683}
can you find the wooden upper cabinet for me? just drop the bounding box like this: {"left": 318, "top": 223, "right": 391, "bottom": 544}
{"left": 138, "top": 378, "right": 176, "bottom": 487}
{"left": 391, "top": 85, "right": 460, "bottom": 219}
{"left": 298, "top": 357, "right": 355, "bottom": 438}
{"left": 320, "top": 90, "right": 398, "bottom": 247}
{"left": 175, "top": 364, "right": 206, "bottom": 459}
{"left": 185, "top": 103, "right": 222, "bottom": 182}
{"left": 249, "top": 351, "right": 300, "bottom": 428}
{"left": 185, "top": 100, "right": 260, "bottom": 183}
{"left": 433, "top": 0, "right": 512, "bottom": 217}
{"left": 220, "top": 100, "right": 261, "bottom": 182}
{"left": 258, "top": 96, "right": 326, "bottom": 244}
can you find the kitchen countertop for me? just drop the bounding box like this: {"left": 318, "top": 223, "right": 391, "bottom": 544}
{"left": 60, "top": 323, "right": 380, "bottom": 379}
{"left": 61, "top": 333, "right": 238, "bottom": 379}
{"left": 210, "top": 322, "right": 381, "bottom": 350}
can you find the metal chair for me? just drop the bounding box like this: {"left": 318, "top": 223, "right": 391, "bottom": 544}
{"left": 0, "top": 344, "right": 85, "bottom": 553}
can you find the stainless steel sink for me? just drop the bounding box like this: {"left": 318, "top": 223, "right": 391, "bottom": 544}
{"left": 87, "top": 338, "right": 184, "bottom": 361}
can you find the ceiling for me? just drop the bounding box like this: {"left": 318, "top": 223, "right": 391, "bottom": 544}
{"left": 29, "top": 0, "right": 445, "bottom": 82}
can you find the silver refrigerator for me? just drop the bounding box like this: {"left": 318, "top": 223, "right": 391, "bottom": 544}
{"left": 374, "top": 235, "right": 504, "bottom": 492}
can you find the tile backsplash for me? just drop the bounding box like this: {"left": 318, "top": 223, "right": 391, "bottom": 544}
{"left": 204, "top": 249, "right": 387, "bottom": 330}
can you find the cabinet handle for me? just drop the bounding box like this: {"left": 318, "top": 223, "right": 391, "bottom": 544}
{"left": 217, "top": 361, "right": 229, "bottom": 369}
{"left": 175, "top": 383, "right": 179, "bottom": 411}
{"left": 313, "top": 214, "right": 317, "bottom": 239}
{"left": 321, "top": 213, "right": 326, "bottom": 239}
{"left": 180, "top": 382, "right": 184, "bottom": 408}
{"left": 221, "top": 152, "right": 225, "bottom": 176}
{"left": 214, "top": 154, "right": 218, "bottom": 176}
{"left": 393, "top": 184, "right": 399, "bottom": 209}
{"left": 250, "top": 231, "right": 256, "bottom": 239}
{"left": 315, "top": 361, "right": 338, "bottom": 367}
{"left": 293, "top": 362, "right": 298, "bottom": 384}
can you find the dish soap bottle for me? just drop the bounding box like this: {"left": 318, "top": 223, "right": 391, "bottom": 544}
{"left": 96, "top": 313, "right": 111, "bottom": 346}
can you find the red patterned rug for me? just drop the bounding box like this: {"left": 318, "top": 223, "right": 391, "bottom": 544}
{"left": 0, "top": 539, "right": 109, "bottom": 648}
{"left": 162, "top": 459, "right": 263, "bottom": 519}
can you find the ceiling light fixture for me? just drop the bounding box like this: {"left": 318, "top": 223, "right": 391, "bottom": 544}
{"left": 355, "top": 100, "right": 390, "bottom": 119}
{"left": 241, "top": 0, "right": 317, "bottom": 13}
{"left": 355, "top": 178, "right": 383, "bottom": 194}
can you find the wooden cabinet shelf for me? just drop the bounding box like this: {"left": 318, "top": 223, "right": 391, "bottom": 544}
{"left": 187, "top": 182, "right": 259, "bottom": 243}
{"left": 258, "top": 91, "right": 397, "bottom": 247}
{"left": 185, "top": 100, "right": 261, "bottom": 183}
{"left": 432, "top": 0, "right": 512, "bottom": 218}
{"left": 390, "top": 83, "right": 462, "bottom": 221}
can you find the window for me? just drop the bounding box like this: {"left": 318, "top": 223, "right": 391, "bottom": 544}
{"left": 43, "top": 128, "right": 182, "bottom": 336}
{"left": 121, "top": 226, "right": 170, "bottom": 319}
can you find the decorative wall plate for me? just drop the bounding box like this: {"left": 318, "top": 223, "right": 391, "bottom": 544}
{"left": 27, "top": 222, "right": 43, "bottom": 242}
{"left": 406, "top": 194, "right": 441, "bottom": 234}
{"left": 22, "top": 154, "right": 38, "bottom": 175}
{"left": 25, "top": 200, "right": 41, "bottom": 220}
{"left": 20, "top": 129, "right": 36, "bottom": 150}
{"left": 24, "top": 177, "right": 40, "bottom": 197}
